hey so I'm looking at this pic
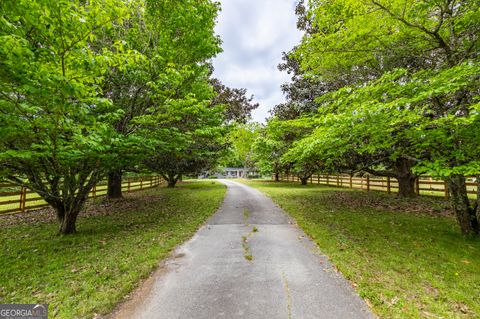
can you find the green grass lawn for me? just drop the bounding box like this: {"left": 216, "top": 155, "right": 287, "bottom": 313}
{"left": 0, "top": 181, "right": 226, "bottom": 319}
{"left": 240, "top": 180, "right": 480, "bottom": 319}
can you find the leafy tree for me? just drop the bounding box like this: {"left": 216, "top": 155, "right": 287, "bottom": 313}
{"left": 275, "top": 119, "right": 317, "bottom": 184}
{"left": 0, "top": 0, "right": 131, "bottom": 234}
{"left": 0, "top": 0, "right": 224, "bottom": 233}
{"left": 298, "top": 0, "right": 479, "bottom": 82}
{"left": 141, "top": 68, "right": 226, "bottom": 188}
{"left": 252, "top": 120, "right": 293, "bottom": 181}
{"left": 286, "top": 0, "right": 479, "bottom": 233}
{"left": 229, "top": 123, "right": 261, "bottom": 175}
{"left": 288, "top": 63, "right": 479, "bottom": 233}
{"left": 103, "top": 0, "right": 222, "bottom": 198}
{"left": 210, "top": 78, "right": 259, "bottom": 124}
{"left": 251, "top": 118, "right": 315, "bottom": 183}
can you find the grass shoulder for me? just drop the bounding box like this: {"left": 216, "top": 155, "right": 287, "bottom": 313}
{"left": 240, "top": 179, "right": 480, "bottom": 318}
{"left": 0, "top": 181, "right": 226, "bottom": 318}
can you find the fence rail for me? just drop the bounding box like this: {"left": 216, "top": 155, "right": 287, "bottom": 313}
{"left": 0, "top": 175, "right": 163, "bottom": 215}
{"left": 275, "top": 174, "right": 478, "bottom": 199}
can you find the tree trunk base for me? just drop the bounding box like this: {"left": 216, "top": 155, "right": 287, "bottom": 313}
{"left": 59, "top": 213, "right": 78, "bottom": 235}
{"left": 449, "top": 175, "right": 479, "bottom": 236}
{"left": 107, "top": 170, "right": 123, "bottom": 199}
{"left": 397, "top": 176, "right": 416, "bottom": 198}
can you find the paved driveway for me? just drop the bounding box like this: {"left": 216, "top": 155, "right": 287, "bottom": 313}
{"left": 113, "top": 180, "right": 374, "bottom": 319}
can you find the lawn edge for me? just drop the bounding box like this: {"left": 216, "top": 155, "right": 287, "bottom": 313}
{"left": 105, "top": 181, "right": 227, "bottom": 319}
{"left": 236, "top": 179, "right": 381, "bottom": 317}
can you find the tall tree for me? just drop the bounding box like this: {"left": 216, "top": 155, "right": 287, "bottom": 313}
{"left": 210, "top": 78, "right": 259, "bottom": 124}
{"left": 143, "top": 92, "right": 226, "bottom": 188}
{"left": 0, "top": 0, "right": 131, "bottom": 234}
{"left": 287, "top": 63, "right": 480, "bottom": 233}
{"left": 103, "top": 0, "right": 222, "bottom": 198}
{"left": 291, "top": 0, "right": 479, "bottom": 207}
{"left": 229, "top": 123, "right": 261, "bottom": 176}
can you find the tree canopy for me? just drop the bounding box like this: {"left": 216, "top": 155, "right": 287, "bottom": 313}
{"left": 251, "top": 0, "right": 480, "bottom": 235}
{"left": 0, "top": 0, "right": 228, "bottom": 234}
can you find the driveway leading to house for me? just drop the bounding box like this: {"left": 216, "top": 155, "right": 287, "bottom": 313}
{"left": 112, "top": 180, "right": 374, "bottom": 319}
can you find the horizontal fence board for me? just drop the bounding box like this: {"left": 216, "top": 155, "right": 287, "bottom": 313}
{"left": 0, "top": 191, "right": 22, "bottom": 196}
{"left": 0, "top": 199, "right": 22, "bottom": 205}
{"left": 0, "top": 176, "right": 163, "bottom": 215}
{"left": 277, "top": 174, "right": 478, "bottom": 200}
{"left": 24, "top": 197, "right": 46, "bottom": 203}
{"left": 0, "top": 183, "right": 17, "bottom": 188}
{"left": 26, "top": 203, "right": 49, "bottom": 210}
{"left": 0, "top": 207, "right": 23, "bottom": 214}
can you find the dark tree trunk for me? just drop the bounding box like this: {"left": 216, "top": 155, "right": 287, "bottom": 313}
{"left": 397, "top": 175, "right": 417, "bottom": 198}
{"left": 107, "top": 170, "right": 123, "bottom": 199}
{"left": 300, "top": 177, "right": 309, "bottom": 185}
{"left": 165, "top": 173, "right": 179, "bottom": 188}
{"left": 54, "top": 204, "right": 81, "bottom": 235}
{"left": 59, "top": 212, "right": 79, "bottom": 234}
{"left": 448, "top": 174, "right": 479, "bottom": 236}
{"left": 274, "top": 172, "right": 280, "bottom": 182}
{"left": 395, "top": 158, "right": 417, "bottom": 198}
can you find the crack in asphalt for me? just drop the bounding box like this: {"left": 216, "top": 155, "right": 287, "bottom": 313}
{"left": 282, "top": 271, "right": 293, "bottom": 319}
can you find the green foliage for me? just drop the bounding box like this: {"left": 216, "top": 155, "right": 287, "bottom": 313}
{"left": 0, "top": 0, "right": 135, "bottom": 233}
{"left": 143, "top": 93, "right": 227, "bottom": 186}
{"left": 299, "top": 0, "right": 479, "bottom": 81}
{"left": 266, "top": 0, "right": 480, "bottom": 231}
{"left": 287, "top": 63, "right": 480, "bottom": 178}
{"left": 0, "top": 0, "right": 225, "bottom": 231}
{"left": 228, "top": 123, "right": 261, "bottom": 169}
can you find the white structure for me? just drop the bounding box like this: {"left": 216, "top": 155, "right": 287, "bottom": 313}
{"left": 223, "top": 167, "right": 247, "bottom": 178}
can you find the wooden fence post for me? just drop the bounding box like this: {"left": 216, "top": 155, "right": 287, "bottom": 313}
{"left": 387, "top": 176, "right": 391, "bottom": 194}
{"left": 336, "top": 175, "right": 340, "bottom": 186}
{"left": 317, "top": 175, "right": 320, "bottom": 184}
{"left": 415, "top": 178, "right": 420, "bottom": 196}
{"left": 92, "top": 185, "right": 97, "bottom": 198}
{"left": 20, "top": 186, "right": 26, "bottom": 213}
{"left": 310, "top": 175, "right": 313, "bottom": 184}
{"left": 350, "top": 175, "right": 353, "bottom": 188}
{"left": 366, "top": 175, "right": 370, "bottom": 191}
{"left": 140, "top": 177, "right": 143, "bottom": 190}
{"left": 444, "top": 180, "right": 450, "bottom": 200}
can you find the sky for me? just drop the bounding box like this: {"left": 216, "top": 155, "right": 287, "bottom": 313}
{"left": 212, "top": 0, "right": 303, "bottom": 123}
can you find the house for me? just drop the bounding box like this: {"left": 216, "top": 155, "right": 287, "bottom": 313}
{"left": 223, "top": 167, "right": 247, "bottom": 178}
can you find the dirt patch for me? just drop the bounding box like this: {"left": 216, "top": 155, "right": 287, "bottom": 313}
{"left": 320, "top": 191, "right": 453, "bottom": 217}
{"left": 0, "top": 190, "right": 164, "bottom": 228}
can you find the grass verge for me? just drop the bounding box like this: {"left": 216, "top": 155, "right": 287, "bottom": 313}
{"left": 240, "top": 180, "right": 480, "bottom": 318}
{"left": 0, "top": 181, "right": 226, "bottom": 319}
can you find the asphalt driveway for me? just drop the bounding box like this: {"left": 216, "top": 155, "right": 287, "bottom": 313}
{"left": 113, "top": 180, "right": 374, "bottom": 319}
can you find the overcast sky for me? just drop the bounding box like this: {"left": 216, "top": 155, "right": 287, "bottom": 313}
{"left": 212, "top": 0, "right": 303, "bottom": 123}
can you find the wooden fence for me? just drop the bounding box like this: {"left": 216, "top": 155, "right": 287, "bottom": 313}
{"left": 0, "top": 175, "right": 163, "bottom": 215}
{"left": 275, "top": 174, "right": 478, "bottom": 199}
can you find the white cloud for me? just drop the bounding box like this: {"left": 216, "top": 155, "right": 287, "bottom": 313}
{"left": 212, "top": 0, "right": 303, "bottom": 123}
